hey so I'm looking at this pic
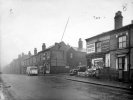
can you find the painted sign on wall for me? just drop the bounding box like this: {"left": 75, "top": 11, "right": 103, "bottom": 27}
{"left": 101, "top": 40, "right": 110, "bottom": 52}
{"left": 86, "top": 43, "right": 95, "bottom": 54}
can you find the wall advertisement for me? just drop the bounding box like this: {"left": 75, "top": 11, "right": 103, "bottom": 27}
{"left": 86, "top": 43, "right": 95, "bottom": 54}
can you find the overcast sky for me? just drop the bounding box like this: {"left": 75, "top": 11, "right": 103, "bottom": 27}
{"left": 1, "top": 0, "right": 133, "bottom": 67}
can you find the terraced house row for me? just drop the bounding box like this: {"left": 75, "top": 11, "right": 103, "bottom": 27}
{"left": 86, "top": 11, "right": 133, "bottom": 82}
{"left": 3, "top": 39, "right": 86, "bottom": 74}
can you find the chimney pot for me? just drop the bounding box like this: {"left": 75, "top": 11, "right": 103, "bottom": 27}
{"left": 78, "top": 38, "right": 83, "bottom": 50}
{"left": 34, "top": 48, "right": 37, "bottom": 55}
{"left": 42, "top": 43, "right": 46, "bottom": 51}
{"left": 28, "top": 51, "right": 31, "bottom": 57}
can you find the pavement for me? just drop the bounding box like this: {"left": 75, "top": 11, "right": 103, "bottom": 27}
{"left": 59, "top": 74, "right": 132, "bottom": 90}
{"left": 0, "top": 76, "right": 12, "bottom": 100}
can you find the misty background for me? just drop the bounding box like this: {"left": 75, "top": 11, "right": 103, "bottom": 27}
{"left": 1, "top": 0, "right": 133, "bottom": 67}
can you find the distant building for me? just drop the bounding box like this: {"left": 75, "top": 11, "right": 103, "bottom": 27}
{"left": 3, "top": 53, "right": 29, "bottom": 74}
{"left": 85, "top": 11, "right": 133, "bottom": 82}
{"left": 23, "top": 42, "right": 71, "bottom": 74}
{"left": 67, "top": 38, "right": 87, "bottom": 69}
{"left": 23, "top": 39, "right": 87, "bottom": 74}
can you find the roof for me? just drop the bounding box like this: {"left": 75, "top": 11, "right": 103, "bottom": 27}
{"left": 85, "top": 23, "right": 133, "bottom": 42}
{"left": 37, "top": 41, "right": 69, "bottom": 54}
{"left": 38, "top": 45, "right": 54, "bottom": 54}
{"left": 72, "top": 47, "right": 86, "bottom": 53}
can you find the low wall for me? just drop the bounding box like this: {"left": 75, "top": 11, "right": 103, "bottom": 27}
{"left": 50, "top": 66, "right": 70, "bottom": 74}
{"left": 98, "top": 67, "right": 119, "bottom": 81}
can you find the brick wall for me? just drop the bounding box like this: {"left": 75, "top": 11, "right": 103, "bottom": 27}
{"left": 110, "top": 33, "right": 117, "bottom": 50}
{"left": 110, "top": 51, "right": 117, "bottom": 69}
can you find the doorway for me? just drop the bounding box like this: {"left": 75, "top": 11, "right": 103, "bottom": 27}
{"left": 118, "top": 56, "right": 126, "bottom": 81}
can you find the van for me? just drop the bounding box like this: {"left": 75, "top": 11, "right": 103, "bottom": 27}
{"left": 26, "top": 66, "right": 38, "bottom": 76}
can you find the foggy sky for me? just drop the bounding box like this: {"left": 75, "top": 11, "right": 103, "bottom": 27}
{"left": 1, "top": 0, "right": 133, "bottom": 67}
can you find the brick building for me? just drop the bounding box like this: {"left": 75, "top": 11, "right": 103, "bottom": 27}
{"left": 23, "top": 42, "right": 71, "bottom": 74}
{"left": 23, "top": 40, "right": 87, "bottom": 74}
{"left": 86, "top": 11, "right": 133, "bottom": 82}
{"left": 67, "top": 38, "right": 87, "bottom": 69}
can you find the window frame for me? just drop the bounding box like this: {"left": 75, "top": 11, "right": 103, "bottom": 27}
{"left": 118, "top": 56, "right": 125, "bottom": 70}
{"left": 118, "top": 35, "right": 127, "bottom": 49}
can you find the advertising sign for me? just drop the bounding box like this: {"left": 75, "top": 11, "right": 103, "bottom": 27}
{"left": 101, "top": 40, "right": 110, "bottom": 52}
{"left": 86, "top": 43, "right": 95, "bottom": 54}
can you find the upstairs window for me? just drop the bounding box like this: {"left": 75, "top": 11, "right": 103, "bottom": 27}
{"left": 70, "top": 53, "right": 73, "bottom": 59}
{"left": 96, "top": 42, "right": 101, "bottom": 52}
{"left": 118, "top": 35, "right": 127, "bottom": 49}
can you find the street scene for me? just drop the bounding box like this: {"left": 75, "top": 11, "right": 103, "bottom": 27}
{"left": 1, "top": 0, "right": 133, "bottom": 100}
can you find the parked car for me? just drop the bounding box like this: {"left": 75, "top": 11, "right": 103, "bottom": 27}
{"left": 85, "top": 67, "right": 97, "bottom": 77}
{"left": 77, "top": 65, "right": 87, "bottom": 76}
{"left": 26, "top": 66, "right": 38, "bottom": 76}
{"left": 77, "top": 65, "right": 87, "bottom": 72}
{"left": 69, "top": 69, "right": 79, "bottom": 76}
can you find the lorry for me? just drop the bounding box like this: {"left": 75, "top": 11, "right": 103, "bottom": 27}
{"left": 26, "top": 66, "right": 38, "bottom": 76}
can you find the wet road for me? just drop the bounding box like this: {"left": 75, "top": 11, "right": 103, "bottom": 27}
{"left": 1, "top": 74, "right": 133, "bottom": 100}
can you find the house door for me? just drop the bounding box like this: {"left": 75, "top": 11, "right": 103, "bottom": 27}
{"left": 118, "top": 56, "right": 125, "bottom": 80}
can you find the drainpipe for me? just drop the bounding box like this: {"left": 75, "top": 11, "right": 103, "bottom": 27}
{"left": 128, "top": 28, "right": 131, "bottom": 82}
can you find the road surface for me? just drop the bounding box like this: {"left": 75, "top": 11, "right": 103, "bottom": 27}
{"left": 1, "top": 74, "right": 133, "bottom": 100}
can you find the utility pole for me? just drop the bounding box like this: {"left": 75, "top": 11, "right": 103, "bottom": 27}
{"left": 61, "top": 17, "right": 70, "bottom": 42}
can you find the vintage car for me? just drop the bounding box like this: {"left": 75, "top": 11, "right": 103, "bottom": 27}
{"left": 85, "top": 67, "right": 97, "bottom": 77}
{"left": 69, "top": 69, "right": 79, "bottom": 76}
{"left": 77, "top": 65, "right": 87, "bottom": 76}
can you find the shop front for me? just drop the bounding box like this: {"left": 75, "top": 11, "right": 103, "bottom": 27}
{"left": 86, "top": 53, "right": 105, "bottom": 69}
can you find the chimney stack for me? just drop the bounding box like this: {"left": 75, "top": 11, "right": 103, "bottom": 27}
{"left": 131, "top": 20, "right": 133, "bottom": 24}
{"left": 78, "top": 38, "right": 83, "bottom": 50}
{"left": 42, "top": 43, "right": 46, "bottom": 51}
{"left": 18, "top": 54, "right": 21, "bottom": 58}
{"left": 28, "top": 51, "right": 31, "bottom": 57}
{"left": 34, "top": 48, "right": 37, "bottom": 55}
{"left": 22, "top": 52, "right": 24, "bottom": 57}
{"left": 114, "top": 11, "right": 123, "bottom": 29}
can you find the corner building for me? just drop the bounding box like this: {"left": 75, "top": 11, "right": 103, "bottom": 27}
{"left": 86, "top": 11, "right": 133, "bottom": 82}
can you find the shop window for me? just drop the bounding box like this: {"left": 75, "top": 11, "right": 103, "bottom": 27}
{"left": 118, "top": 35, "right": 127, "bottom": 49}
{"left": 96, "top": 41, "right": 101, "bottom": 52}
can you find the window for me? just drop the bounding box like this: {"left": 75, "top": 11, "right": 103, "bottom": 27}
{"left": 118, "top": 36, "right": 127, "bottom": 49}
{"left": 96, "top": 42, "right": 101, "bottom": 52}
{"left": 118, "top": 56, "right": 127, "bottom": 71}
{"left": 118, "top": 57, "right": 123, "bottom": 69}
{"left": 70, "top": 53, "right": 73, "bottom": 58}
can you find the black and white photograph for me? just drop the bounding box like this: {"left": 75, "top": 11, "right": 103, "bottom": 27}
{"left": 0, "top": 0, "right": 133, "bottom": 100}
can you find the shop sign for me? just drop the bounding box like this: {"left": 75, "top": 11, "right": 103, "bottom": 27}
{"left": 86, "top": 43, "right": 95, "bottom": 54}
{"left": 101, "top": 40, "right": 110, "bottom": 52}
